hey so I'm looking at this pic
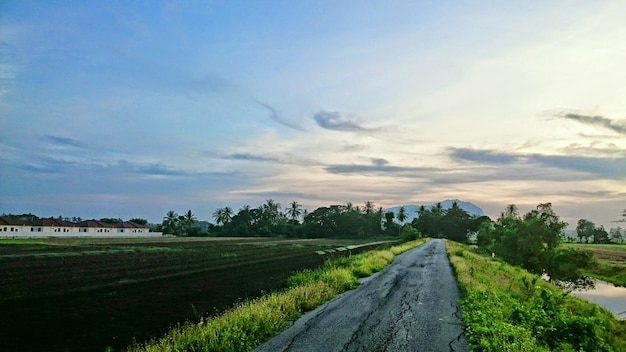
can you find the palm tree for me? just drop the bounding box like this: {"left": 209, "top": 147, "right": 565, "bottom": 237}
{"left": 287, "top": 201, "right": 303, "bottom": 223}
{"left": 398, "top": 206, "right": 408, "bottom": 225}
{"left": 162, "top": 210, "right": 179, "bottom": 235}
{"left": 213, "top": 207, "right": 233, "bottom": 225}
{"left": 183, "top": 210, "right": 197, "bottom": 226}
{"left": 262, "top": 199, "right": 281, "bottom": 225}
{"left": 364, "top": 201, "right": 375, "bottom": 215}
{"left": 505, "top": 204, "right": 519, "bottom": 218}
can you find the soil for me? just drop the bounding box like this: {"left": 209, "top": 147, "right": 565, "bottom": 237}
{"left": 0, "top": 237, "right": 394, "bottom": 352}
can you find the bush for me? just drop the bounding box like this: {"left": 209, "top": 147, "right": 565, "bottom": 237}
{"left": 401, "top": 226, "right": 422, "bottom": 242}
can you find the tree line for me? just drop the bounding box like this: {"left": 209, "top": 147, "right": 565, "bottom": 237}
{"left": 159, "top": 199, "right": 489, "bottom": 240}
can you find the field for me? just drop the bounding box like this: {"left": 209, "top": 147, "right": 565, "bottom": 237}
{"left": 562, "top": 243, "right": 626, "bottom": 287}
{"left": 0, "top": 237, "right": 396, "bottom": 352}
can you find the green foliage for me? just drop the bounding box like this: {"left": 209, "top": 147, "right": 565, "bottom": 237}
{"left": 476, "top": 203, "right": 594, "bottom": 289}
{"left": 411, "top": 201, "right": 488, "bottom": 242}
{"left": 543, "top": 248, "right": 595, "bottom": 291}
{"left": 446, "top": 241, "right": 626, "bottom": 352}
{"left": 129, "top": 218, "right": 148, "bottom": 225}
{"left": 401, "top": 225, "right": 421, "bottom": 242}
{"left": 301, "top": 204, "right": 382, "bottom": 238}
{"left": 127, "top": 239, "right": 429, "bottom": 352}
{"left": 161, "top": 210, "right": 203, "bottom": 236}
{"left": 577, "top": 219, "right": 611, "bottom": 244}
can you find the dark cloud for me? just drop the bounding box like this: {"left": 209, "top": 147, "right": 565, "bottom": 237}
{"left": 449, "top": 148, "right": 519, "bottom": 164}
{"left": 325, "top": 158, "right": 438, "bottom": 175}
{"left": 44, "top": 135, "right": 86, "bottom": 148}
{"left": 530, "top": 154, "right": 626, "bottom": 178}
{"left": 228, "top": 153, "right": 282, "bottom": 163}
{"left": 255, "top": 101, "right": 303, "bottom": 131}
{"left": 557, "top": 113, "right": 626, "bottom": 135}
{"left": 314, "top": 111, "right": 373, "bottom": 132}
{"left": 449, "top": 147, "right": 626, "bottom": 179}
{"left": 210, "top": 151, "right": 321, "bottom": 166}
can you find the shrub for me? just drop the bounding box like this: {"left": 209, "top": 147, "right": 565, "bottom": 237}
{"left": 401, "top": 226, "right": 422, "bottom": 242}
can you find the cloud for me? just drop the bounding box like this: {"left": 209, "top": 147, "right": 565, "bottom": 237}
{"left": 44, "top": 134, "right": 86, "bottom": 148}
{"left": 557, "top": 112, "right": 626, "bottom": 135}
{"left": 449, "top": 147, "right": 626, "bottom": 179}
{"left": 227, "top": 153, "right": 281, "bottom": 163}
{"left": 325, "top": 158, "right": 438, "bottom": 175}
{"left": 209, "top": 151, "right": 321, "bottom": 166}
{"left": 255, "top": 100, "right": 303, "bottom": 131}
{"left": 449, "top": 148, "right": 519, "bottom": 164}
{"left": 313, "top": 111, "right": 375, "bottom": 132}
{"left": 531, "top": 154, "right": 626, "bottom": 178}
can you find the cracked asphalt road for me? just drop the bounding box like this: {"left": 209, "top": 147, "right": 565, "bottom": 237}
{"left": 254, "top": 239, "right": 468, "bottom": 352}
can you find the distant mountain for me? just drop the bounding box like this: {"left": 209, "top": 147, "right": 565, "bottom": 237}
{"left": 386, "top": 199, "right": 485, "bottom": 223}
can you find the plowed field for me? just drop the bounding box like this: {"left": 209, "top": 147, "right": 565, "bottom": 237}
{"left": 0, "top": 237, "right": 395, "bottom": 352}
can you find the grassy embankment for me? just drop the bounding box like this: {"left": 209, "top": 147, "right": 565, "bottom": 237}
{"left": 562, "top": 243, "right": 626, "bottom": 287}
{"left": 446, "top": 240, "right": 626, "bottom": 352}
{"left": 125, "top": 239, "right": 429, "bottom": 352}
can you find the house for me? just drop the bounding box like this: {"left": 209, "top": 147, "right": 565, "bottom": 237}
{"left": 0, "top": 216, "right": 157, "bottom": 237}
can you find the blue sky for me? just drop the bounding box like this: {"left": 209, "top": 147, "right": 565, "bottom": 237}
{"left": 1, "top": 1, "right": 625, "bottom": 228}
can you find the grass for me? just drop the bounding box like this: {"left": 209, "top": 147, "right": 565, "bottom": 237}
{"left": 126, "top": 238, "right": 429, "bottom": 352}
{"left": 562, "top": 243, "right": 626, "bottom": 287}
{"left": 446, "top": 240, "right": 626, "bottom": 352}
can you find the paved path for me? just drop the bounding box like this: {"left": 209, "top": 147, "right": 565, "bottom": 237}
{"left": 255, "top": 239, "right": 468, "bottom": 352}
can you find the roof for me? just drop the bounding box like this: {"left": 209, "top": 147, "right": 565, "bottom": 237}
{"left": 1, "top": 217, "right": 148, "bottom": 229}
{"left": 77, "top": 220, "right": 116, "bottom": 228}
{"left": 0, "top": 216, "right": 27, "bottom": 226}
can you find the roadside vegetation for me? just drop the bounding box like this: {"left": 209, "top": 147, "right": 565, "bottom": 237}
{"left": 126, "top": 239, "right": 429, "bottom": 352}
{"left": 477, "top": 203, "right": 595, "bottom": 291}
{"left": 562, "top": 243, "right": 626, "bottom": 287}
{"left": 446, "top": 241, "right": 626, "bottom": 352}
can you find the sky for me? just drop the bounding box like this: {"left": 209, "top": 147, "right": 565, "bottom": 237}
{"left": 1, "top": 1, "right": 625, "bottom": 229}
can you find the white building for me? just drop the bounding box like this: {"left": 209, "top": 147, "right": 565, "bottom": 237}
{"left": 0, "top": 217, "right": 159, "bottom": 237}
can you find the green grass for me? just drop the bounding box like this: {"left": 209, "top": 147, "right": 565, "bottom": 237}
{"left": 563, "top": 243, "right": 626, "bottom": 287}
{"left": 126, "top": 238, "right": 429, "bottom": 352}
{"left": 446, "top": 241, "right": 626, "bottom": 352}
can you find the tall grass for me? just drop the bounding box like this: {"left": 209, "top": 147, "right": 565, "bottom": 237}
{"left": 446, "top": 241, "right": 626, "bottom": 352}
{"left": 126, "top": 239, "right": 428, "bottom": 352}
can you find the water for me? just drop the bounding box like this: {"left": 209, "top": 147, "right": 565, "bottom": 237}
{"left": 571, "top": 279, "right": 626, "bottom": 320}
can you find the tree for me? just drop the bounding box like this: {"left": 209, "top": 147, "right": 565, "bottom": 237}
{"left": 286, "top": 201, "right": 303, "bottom": 223}
{"left": 441, "top": 201, "right": 472, "bottom": 242}
{"left": 213, "top": 207, "right": 233, "bottom": 226}
{"left": 397, "top": 206, "right": 408, "bottom": 225}
{"left": 129, "top": 218, "right": 148, "bottom": 225}
{"left": 261, "top": 199, "right": 282, "bottom": 226}
{"left": 609, "top": 227, "right": 624, "bottom": 243}
{"left": 576, "top": 219, "right": 595, "bottom": 243}
{"left": 383, "top": 211, "right": 399, "bottom": 236}
{"left": 183, "top": 210, "right": 196, "bottom": 225}
{"left": 162, "top": 211, "right": 180, "bottom": 235}
{"left": 478, "top": 203, "right": 592, "bottom": 290}
{"left": 592, "top": 226, "right": 610, "bottom": 244}
{"left": 363, "top": 201, "right": 375, "bottom": 215}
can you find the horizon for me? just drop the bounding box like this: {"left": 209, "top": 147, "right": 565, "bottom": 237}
{"left": 1, "top": 2, "right": 625, "bottom": 231}
{"left": 3, "top": 198, "right": 623, "bottom": 232}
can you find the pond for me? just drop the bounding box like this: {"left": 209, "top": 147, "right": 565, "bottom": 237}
{"left": 571, "top": 279, "right": 626, "bottom": 320}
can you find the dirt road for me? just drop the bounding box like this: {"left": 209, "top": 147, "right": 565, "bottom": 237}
{"left": 255, "top": 239, "right": 468, "bottom": 352}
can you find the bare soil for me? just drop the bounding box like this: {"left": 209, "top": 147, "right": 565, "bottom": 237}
{"left": 0, "top": 237, "right": 395, "bottom": 352}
